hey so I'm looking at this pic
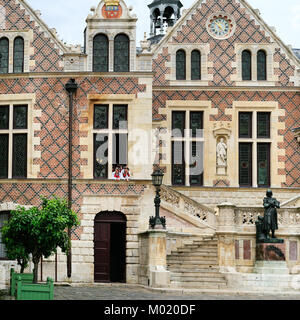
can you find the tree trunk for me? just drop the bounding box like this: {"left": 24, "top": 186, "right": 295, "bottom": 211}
{"left": 32, "top": 256, "right": 40, "bottom": 283}
{"left": 18, "top": 259, "right": 25, "bottom": 273}
{"left": 33, "top": 262, "right": 39, "bottom": 283}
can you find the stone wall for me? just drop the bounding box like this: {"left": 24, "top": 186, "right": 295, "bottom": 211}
{"left": 175, "top": 187, "right": 300, "bottom": 209}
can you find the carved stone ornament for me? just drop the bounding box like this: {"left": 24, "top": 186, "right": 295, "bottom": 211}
{"left": 213, "top": 121, "right": 232, "bottom": 139}
{"left": 218, "top": 235, "right": 234, "bottom": 245}
{"left": 184, "top": 201, "right": 207, "bottom": 222}
{"left": 160, "top": 187, "right": 180, "bottom": 208}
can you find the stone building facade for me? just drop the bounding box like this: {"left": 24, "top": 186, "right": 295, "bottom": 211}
{"left": 0, "top": 0, "right": 299, "bottom": 290}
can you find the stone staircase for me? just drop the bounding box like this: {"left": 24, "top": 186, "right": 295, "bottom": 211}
{"left": 167, "top": 236, "right": 227, "bottom": 289}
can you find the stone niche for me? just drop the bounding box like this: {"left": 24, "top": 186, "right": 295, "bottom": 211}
{"left": 213, "top": 122, "right": 231, "bottom": 176}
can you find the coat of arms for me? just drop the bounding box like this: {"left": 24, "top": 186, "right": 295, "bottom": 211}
{"left": 102, "top": 0, "right": 122, "bottom": 19}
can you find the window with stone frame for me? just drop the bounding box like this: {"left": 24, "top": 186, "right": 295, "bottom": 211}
{"left": 0, "top": 211, "right": 9, "bottom": 260}
{"left": 191, "top": 50, "right": 201, "bottom": 80}
{"left": 242, "top": 50, "right": 252, "bottom": 81}
{"left": 114, "top": 34, "right": 130, "bottom": 72}
{"left": 176, "top": 49, "right": 186, "bottom": 80}
{"left": 93, "top": 104, "right": 128, "bottom": 179}
{"left": 0, "top": 104, "right": 28, "bottom": 179}
{"left": 93, "top": 34, "right": 109, "bottom": 72}
{"left": 238, "top": 111, "right": 271, "bottom": 187}
{"left": 13, "top": 37, "right": 24, "bottom": 73}
{"left": 0, "top": 37, "right": 9, "bottom": 74}
{"left": 257, "top": 50, "right": 267, "bottom": 81}
{"left": 171, "top": 110, "right": 204, "bottom": 186}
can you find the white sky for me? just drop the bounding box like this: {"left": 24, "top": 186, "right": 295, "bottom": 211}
{"left": 26, "top": 0, "right": 300, "bottom": 48}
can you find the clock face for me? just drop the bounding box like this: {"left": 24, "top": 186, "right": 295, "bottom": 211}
{"left": 207, "top": 14, "right": 234, "bottom": 39}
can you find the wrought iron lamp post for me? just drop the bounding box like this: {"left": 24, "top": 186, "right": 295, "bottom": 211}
{"left": 65, "top": 78, "right": 78, "bottom": 278}
{"left": 149, "top": 169, "right": 166, "bottom": 229}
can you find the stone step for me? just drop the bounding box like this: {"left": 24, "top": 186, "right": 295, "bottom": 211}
{"left": 168, "top": 259, "right": 218, "bottom": 263}
{"left": 170, "top": 282, "right": 227, "bottom": 289}
{"left": 180, "top": 245, "right": 199, "bottom": 249}
{"left": 168, "top": 264, "right": 219, "bottom": 269}
{"left": 167, "top": 257, "right": 218, "bottom": 263}
{"left": 171, "top": 274, "right": 226, "bottom": 280}
{"left": 187, "top": 239, "right": 217, "bottom": 243}
{"left": 170, "top": 252, "right": 218, "bottom": 257}
{"left": 167, "top": 263, "right": 219, "bottom": 269}
{"left": 168, "top": 267, "right": 220, "bottom": 273}
{"left": 182, "top": 245, "right": 218, "bottom": 250}
{"left": 173, "top": 248, "right": 217, "bottom": 253}
{"left": 176, "top": 245, "right": 218, "bottom": 250}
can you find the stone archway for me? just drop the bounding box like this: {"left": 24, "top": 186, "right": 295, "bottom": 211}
{"left": 94, "top": 211, "right": 127, "bottom": 283}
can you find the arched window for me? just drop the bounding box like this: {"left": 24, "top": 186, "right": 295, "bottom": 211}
{"left": 176, "top": 49, "right": 186, "bottom": 80}
{"left": 242, "top": 50, "right": 252, "bottom": 80}
{"left": 191, "top": 50, "right": 201, "bottom": 80}
{"left": 0, "top": 211, "right": 9, "bottom": 259}
{"left": 257, "top": 50, "right": 267, "bottom": 81}
{"left": 114, "top": 34, "right": 129, "bottom": 72}
{"left": 93, "top": 34, "right": 109, "bottom": 72}
{"left": 0, "top": 38, "right": 9, "bottom": 74}
{"left": 13, "top": 37, "right": 24, "bottom": 73}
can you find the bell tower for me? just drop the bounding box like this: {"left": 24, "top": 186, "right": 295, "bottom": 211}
{"left": 148, "top": 0, "right": 183, "bottom": 44}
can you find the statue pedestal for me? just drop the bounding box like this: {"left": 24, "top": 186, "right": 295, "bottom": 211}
{"left": 254, "top": 240, "right": 289, "bottom": 275}
{"left": 253, "top": 261, "right": 289, "bottom": 274}
{"left": 256, "top": 241, "right": 285, "bottom": 261}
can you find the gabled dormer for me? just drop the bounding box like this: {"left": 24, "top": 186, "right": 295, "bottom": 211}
{"left": 85, "top": 0, "right": 138, "bottom": 73}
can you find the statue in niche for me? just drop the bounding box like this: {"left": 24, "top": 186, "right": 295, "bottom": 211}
{"left": 216, "top": 137, "right": 227, "bottom": 167}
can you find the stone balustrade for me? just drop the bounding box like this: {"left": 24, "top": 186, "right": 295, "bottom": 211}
{"left": 217, "top": 202, "right": 300, "bottom": 273}
{"left": 160, "top": 185, "right": 217, "bottom": 231}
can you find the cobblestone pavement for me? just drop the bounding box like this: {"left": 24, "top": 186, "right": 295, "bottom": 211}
{"left": 2, "top": 284, "right": 300, "bottom": 300}
{"left": 52, "top": 284, "right": 300, "bottom": 300}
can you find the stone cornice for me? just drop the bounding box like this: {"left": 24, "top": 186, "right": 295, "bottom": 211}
{"left": 153, "top": 86, "right": 300, "bottom": 91}
{"left": 0, "top": 71, "right": 154, "bottom": 79}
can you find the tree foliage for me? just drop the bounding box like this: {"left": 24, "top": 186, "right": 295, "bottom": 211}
{"left": 2, "top": 197, "right": 79, "bottom": 283}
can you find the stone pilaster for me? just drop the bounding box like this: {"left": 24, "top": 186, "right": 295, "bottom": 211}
{"left": 217, "top": 203, "right": 237, "bottom": 271}
{"left": 146, "top": 229, "right": 170, "bottom": 288}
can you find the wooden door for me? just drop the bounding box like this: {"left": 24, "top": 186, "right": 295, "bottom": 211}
{"left": 94, "top": 222, "right": 110, "bottom": 282}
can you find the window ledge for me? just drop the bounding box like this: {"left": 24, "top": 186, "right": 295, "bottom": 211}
{"left": 170, "top": 80, "right": 209, "bottom": 86}
{"left": 235, "top": 81, "right": 276, "bottom": 86}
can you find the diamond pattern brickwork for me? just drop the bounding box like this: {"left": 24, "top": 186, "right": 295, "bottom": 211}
{"left": 0, "top": 76, "right": 146, "bottom": 179}
{"left": 152, "top": 0, "right": 296, "bottom": 87}
{"left": 0, "top": 182, "right": 147, "bottom": 239}
{"left": 154, "top": 89, "right": 300, "bottom": 187}
{"left": 0, "top": 0, "right": 63, "bottom": 72}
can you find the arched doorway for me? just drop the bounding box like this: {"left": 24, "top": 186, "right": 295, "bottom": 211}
{"left": 94, "top": 211, "right": 126, "bottom": 283}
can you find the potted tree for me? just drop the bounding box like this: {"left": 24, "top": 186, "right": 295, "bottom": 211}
{"left": 2, "top": 196, "right": 79, "bottom": 300}
{"left": 2, "top": 208, "right": 33, "bottom": 296}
